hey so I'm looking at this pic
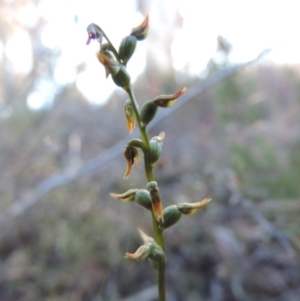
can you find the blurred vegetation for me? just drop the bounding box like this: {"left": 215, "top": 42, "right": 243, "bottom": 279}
{"left": 0, "top": 1, "right": 300, "bottom": 301}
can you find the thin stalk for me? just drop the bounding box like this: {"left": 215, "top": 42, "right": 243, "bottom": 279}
{"left": 100, "top": 31, "right": 121, "bottom": 63}
{"left": 125, "top": 85, "right": 166, "bottom": 301}
{"left": 158, "top": 258, "right": 166, "bottom": 301}
{"left": 125, "top": 85, "right": 149, "bottom": 147}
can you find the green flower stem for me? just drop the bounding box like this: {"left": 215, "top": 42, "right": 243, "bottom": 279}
{"left": 158, "top": 258, "right": 166, "bottom": 301}
{"left": 125, "top": 85, "right": 166, "bottom": 301}
{"left": 99, "top": 28, "right": 121, "bottom": 63}
{"left": 125, "top": 86, "right": 149, "bottom": 145}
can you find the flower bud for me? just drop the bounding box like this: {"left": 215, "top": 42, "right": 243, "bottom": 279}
{"left": 131, "top": 15, "right": 149, "bottom": 41}
{"left": 97, "top": 52, "right": 120, "bottom": 78}
{"left": 125, "top": 240, "right": 165, "bottom": 263}
{"left": 140, "top": 101, "right": 158, "bottom": 127}
{"left": 177, "top": 198, "right": 212, "bottom": 215}
{"left": 123, "top": 145, "right": 140, "bottom": 179}
{"left": 110, "top": 189, "right": 138, "bottom": 203}
{"left": 97, "top": 53, "right": 131, "bottom": 88}
{"left": 161, "top": 205, "right": 182, "bottom": 230}
{"left": 125, "top": 243, "right": 151, "bottom": 262}
{"left": 153, "top": 87, "right": 186, "bottom": 108}
{"left": 149, "top": 132, "right": 165, "bottom": 166}
{"left": 148, "top": 242, "right": 165, "bottom": 263}
{"left": 135, "top": 189, "right": 152, "bottom": 210}
{"left": 86, "top": 23, "right": 103, "bottom": 45}
{"left": 100, "top": 50, "right": 115, "bottom": 61}
{"left": 124, "top": 99, "right": 136, "bottom": 133}
{"left": 147, "top": 181, "right": 164, "bottom": 225}
{"left": 110, "top": 189, "right": 152, "bottom": 211}
{"left": 111, "top": 66, "right": 131, "bottom": 89}
{"left": 119, "top": 35, "right": 137, "bottom": 65}
{"left": 99, "top": 50, "right": 116, "bottom": 76}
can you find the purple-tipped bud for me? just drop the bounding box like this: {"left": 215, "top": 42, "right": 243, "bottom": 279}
{"left": 86, "top": 23, "right": 103, "bottom": 45}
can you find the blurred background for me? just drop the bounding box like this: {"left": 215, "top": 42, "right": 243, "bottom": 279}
{"left": 0, "top": 0, "right": 300, "bottom": 300}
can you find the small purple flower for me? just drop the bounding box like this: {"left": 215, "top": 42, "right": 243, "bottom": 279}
{"left": 86, "top": 24, "right": 103, "bottom": 45}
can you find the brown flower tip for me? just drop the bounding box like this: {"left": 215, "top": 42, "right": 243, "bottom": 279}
{"left": 97, "top": 52, "right": 120, "bottom": 78}
{"left": 124, "top": 100, "right": 136, "bottom": 133}
{"left": 177, "top": 198, "right": 212, "bottom": 215}
{"left": 153, "top": 87, "right": 186, "bottom": 108}
{"left": 123, "top": 145, "right": 140, "bottom": 179}
{"left": 147, "top": 181, "right": 164, "bottom": 225}
{"left": 125, "top": 243, "right": 151, "bottom": 262}
{"left": 110, "top": 189, "right": 138, "bottom": 203}
{"left": 131, "top": 14, "right": 149, "bottom": 41}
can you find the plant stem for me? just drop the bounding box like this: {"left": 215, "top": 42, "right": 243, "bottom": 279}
{"left": 125, "top": 85, "right": 166, "bottom": 301}
{"left": 101, "top": 32, "right": 121, "bottom": 63}
{"left": 151, "top": 213, "right": 166, "bottom": 301}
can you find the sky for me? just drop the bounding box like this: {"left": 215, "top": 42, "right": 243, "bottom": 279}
{"left": 3, "top": 0, "right": 300, "bottom": 109}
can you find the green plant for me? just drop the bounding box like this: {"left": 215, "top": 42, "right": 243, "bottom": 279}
{"left": 86, "top": 15, "right": 211, "bottom": 301}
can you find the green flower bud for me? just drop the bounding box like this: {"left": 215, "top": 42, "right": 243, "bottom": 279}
{"left": 140, "top": 101, "right": 158, "bottom": 127}
{"left": 149, "top": 140, "right": 162, "bottom": 165}
{"left": 100, "top": 49, "right": 115, "bottom": 62}
{"left": 111, "top": 66, "right": 131, "bottom": 89}
{"left": 97, "top": 53, "right": 131, "bottom": 89}
{"left": 110, "top": 189, "right": 152, "bottom": 211}
{"left": 97, "top": 52, "right": 120, "bottom": 78}
{"left": 119, "top": 35, "right": 137, "bottom": 65}
{"left": 135, "top": 189, "right": 152, "bottom": 210}
{"left": 161, "top": 205, "right": 182, "bottom": 229}
{"left": 149, "top": 132, "right": 165, "bottom": 165}
{"left": 149, "top": 242, "right": 165, "bottom": 263}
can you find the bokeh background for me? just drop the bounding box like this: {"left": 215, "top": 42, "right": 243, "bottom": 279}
{"left": 0, "top": 0, "right": 300, "bottom": 300}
